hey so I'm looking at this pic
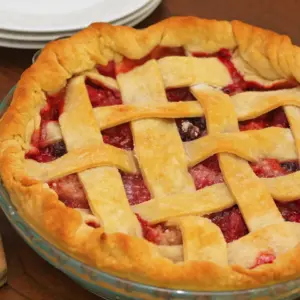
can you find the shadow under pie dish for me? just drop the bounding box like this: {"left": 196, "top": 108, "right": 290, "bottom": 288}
{"left": 2, "top": 16, "right": 300, "bottom": 297}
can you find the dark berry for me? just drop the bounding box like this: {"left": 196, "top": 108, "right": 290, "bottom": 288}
{"left": 217, "top": 48, "right": 232, "bottom": 59}
{"left": 49, "top": 141, "right": 67, "bottom": 158}
{"left": 280, "top": 161, "right": 299, "bottom": 173}
{"left": 191, "top": 117, "right": 206, "bottom": 131}
{"left": 176, "top": 117, "right": 206, "bottom": 142}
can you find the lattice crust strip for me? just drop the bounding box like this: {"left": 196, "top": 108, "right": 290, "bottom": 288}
{"left": 157, "top": 56, "right": 232, "bottom": 87}
{"left": 58, "top": 76, "right": 141, "bottom": 236}
{"left": 25, "top": 144, "right": 138, "bottom": 181}
{"left": 284, "top": 105, "right": 300, "bottom": 161}
{"left": 132, "top": 176, "right": 300, "bottom": 224}
{"left": 169, "top": 216, "right": 228, "bottom": 266}
{"left": 132, "top": 183, "right": 235, "bottom": 224}
{"left": 231, "top": 88, "right": 300, "bottom": 120}
{"left": 185, "top": 127, "right": 297, "bottom": 166}
{"left": 117, "top": 60, "right": 195, "bottom": 198}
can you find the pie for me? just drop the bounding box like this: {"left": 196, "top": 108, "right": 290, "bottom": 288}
{"left": 1, "top": 16, "right": 300, "bottom": 291}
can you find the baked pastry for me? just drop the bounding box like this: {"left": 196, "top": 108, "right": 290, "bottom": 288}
{"left": 1, "top": 16, "right": 300, "bottom": 291}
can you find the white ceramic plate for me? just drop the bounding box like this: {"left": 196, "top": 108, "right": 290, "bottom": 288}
{"left": 0, "top": 0, "right": 150, "bottom": 32}
{"left": 0, "top": 0, "right": 161, "bottom": 49}
{"left": 0, "top": 0, "right": 159, "bottom": 42}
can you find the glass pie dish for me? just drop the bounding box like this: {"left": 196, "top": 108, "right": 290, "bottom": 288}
{"left": 0, "top": 87, "right": 299, "bottom": 300}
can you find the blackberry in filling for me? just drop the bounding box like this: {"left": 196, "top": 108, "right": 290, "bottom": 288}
{"left": 26, "top": 140, "right": 67, "bottom": 163}
{"left": 176, "top": 117, "right": 206, "bottom": 141}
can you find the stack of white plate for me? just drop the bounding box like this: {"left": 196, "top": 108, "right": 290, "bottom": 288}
{"left": 0, "top": 0, "right": 161, "bottom": 49}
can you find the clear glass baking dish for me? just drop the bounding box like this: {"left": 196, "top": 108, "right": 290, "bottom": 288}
{"left": 0, "top": 86, "right": 300, "bottom": 300}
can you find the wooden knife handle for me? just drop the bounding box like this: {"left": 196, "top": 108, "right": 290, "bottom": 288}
{"left": 0, "top": 234, "right": 7, "bottom": 287}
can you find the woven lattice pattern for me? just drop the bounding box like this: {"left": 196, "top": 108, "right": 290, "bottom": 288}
{"left": 25, "top": 50, "right": 300, "bottom": 269}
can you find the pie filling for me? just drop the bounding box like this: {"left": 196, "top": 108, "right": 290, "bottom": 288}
{"left": 239, "top": 107, "right": 289, "bottom": 131}
{"left": 26, "top": 140, "right": 67, "bottom": 163}
{"left": 25, "top": 89, "right": 67, "bottom": 162}
{"left": 137, "top": 215, "right": 182, "bottom": 246}
{"left": 120, "top": 171, "right": 151, "bottom": 205}
{"left": 250, "top": 251, "right": 276, "bottom": 269}
{"left": 25, "top": 47, "right": 300, "bottom": 267}
{"left": 48, "top": 174, "right": 89, "bottom": 209}
{"left": 96, "top": 61, "right": 116, "bottom": 79}
{"left": 177, "top": 117, "right": 207, "bottom": 141}
{"left": 102, "top": 123, "right": 133, "bottom": 150}
{"left": 115, "top": 46, "right": 185, "bottom": 74}
{"left": 193, "top": 48, "right": 298, "bottom": 94}
{"left": 86, "top": 78, "right": 122, "bottom": 108}
{"left": 208, "top": 205, "right": 248, "bottom": 243}
{"left": 166, "top": 87, "right": 196, "bottom": 102}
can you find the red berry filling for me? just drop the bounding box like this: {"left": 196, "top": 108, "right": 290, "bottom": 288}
{"left": 86, "top": 79, "right": 122, "bottom": 107}
{"left": 26, "top": 120, "right": 67, "bottom": 163}
{"left": 137, "top": 215, "right": 182, "bottom": 246}
{"left": 250, "top": 159, "right": 290, "bottom": 178}
{"left": 218, "top": 49, "right": 297, "bottom": 94}
{"left": 193, "top": 48, "right": 232, "bottom": 59}
{"left": 40, "top": 89, "right": 66, "bottom": 121}
{"left": 189, "top": 155, "right": 224, "bottom": 190}
{"left": 102, "top": 123, "right": 133, "bottom": 150}
{"left": 120, "top": 171, "right": 151, "bottom": 205}
{"left": 207, "top": 206, "right": 248, "bottom": 243}
{"left": 193, "top": 48, "right": 298, "bottom": 95}
{"left": 48, "top": 174, "right": 89, "bottom": 209}
{"left": 116, "top": 46, "right": 185, "bottom": 74}
{"left": 26, "top": 140, "right": 67, "bottom": 163}
{"left": 166, "top": 87, "right": 196, "bottom": 102}
{"left": 85, "top": 220, "right": 101, "bottom": 228}
{"left": 277, "top": 200, "right": 300, "bottom": 223}
{"left": 150, "top": 46, "right": 185, "bottom": 59}
{"left": 26, "top": 89, "right": 66, "bottom": 162}
{"left": 96, "top": 61, "right": 116, "bottom": 79}
{"left": 251, "top": 251, "right": 276, "bottom": 269}
{"left": 239, "top": 108, "right": 289, "bottom": 131}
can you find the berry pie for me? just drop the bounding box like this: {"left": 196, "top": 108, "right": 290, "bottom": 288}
{"left": 1, "top": 17, "right": 300, "bottom": 290}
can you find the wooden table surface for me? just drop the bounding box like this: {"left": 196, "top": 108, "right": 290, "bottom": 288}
{"left": 1, "top": 0, "right": 300, "bottom": 299}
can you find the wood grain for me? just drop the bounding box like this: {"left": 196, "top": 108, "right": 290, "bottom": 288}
{"left": 1, "top": 0, "right": 300, "bottom": 298}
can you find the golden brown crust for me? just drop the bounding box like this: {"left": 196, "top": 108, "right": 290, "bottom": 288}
{"left": 1, "top": 16, "right": 300, "bottom": 291}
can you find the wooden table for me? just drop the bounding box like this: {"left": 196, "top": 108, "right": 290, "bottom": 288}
{"left": 1, "top": 0, "right": 300, "bottom": 299}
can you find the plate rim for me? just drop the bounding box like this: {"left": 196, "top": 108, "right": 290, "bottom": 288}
{"left": 0, "top": 0, "right": 158, "bottom": 41}
{"left": 0, "top": 0, "right": 150, "bottom": 33}
{"left": 0, "top": 0, "right": 161, "bottom": 49}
